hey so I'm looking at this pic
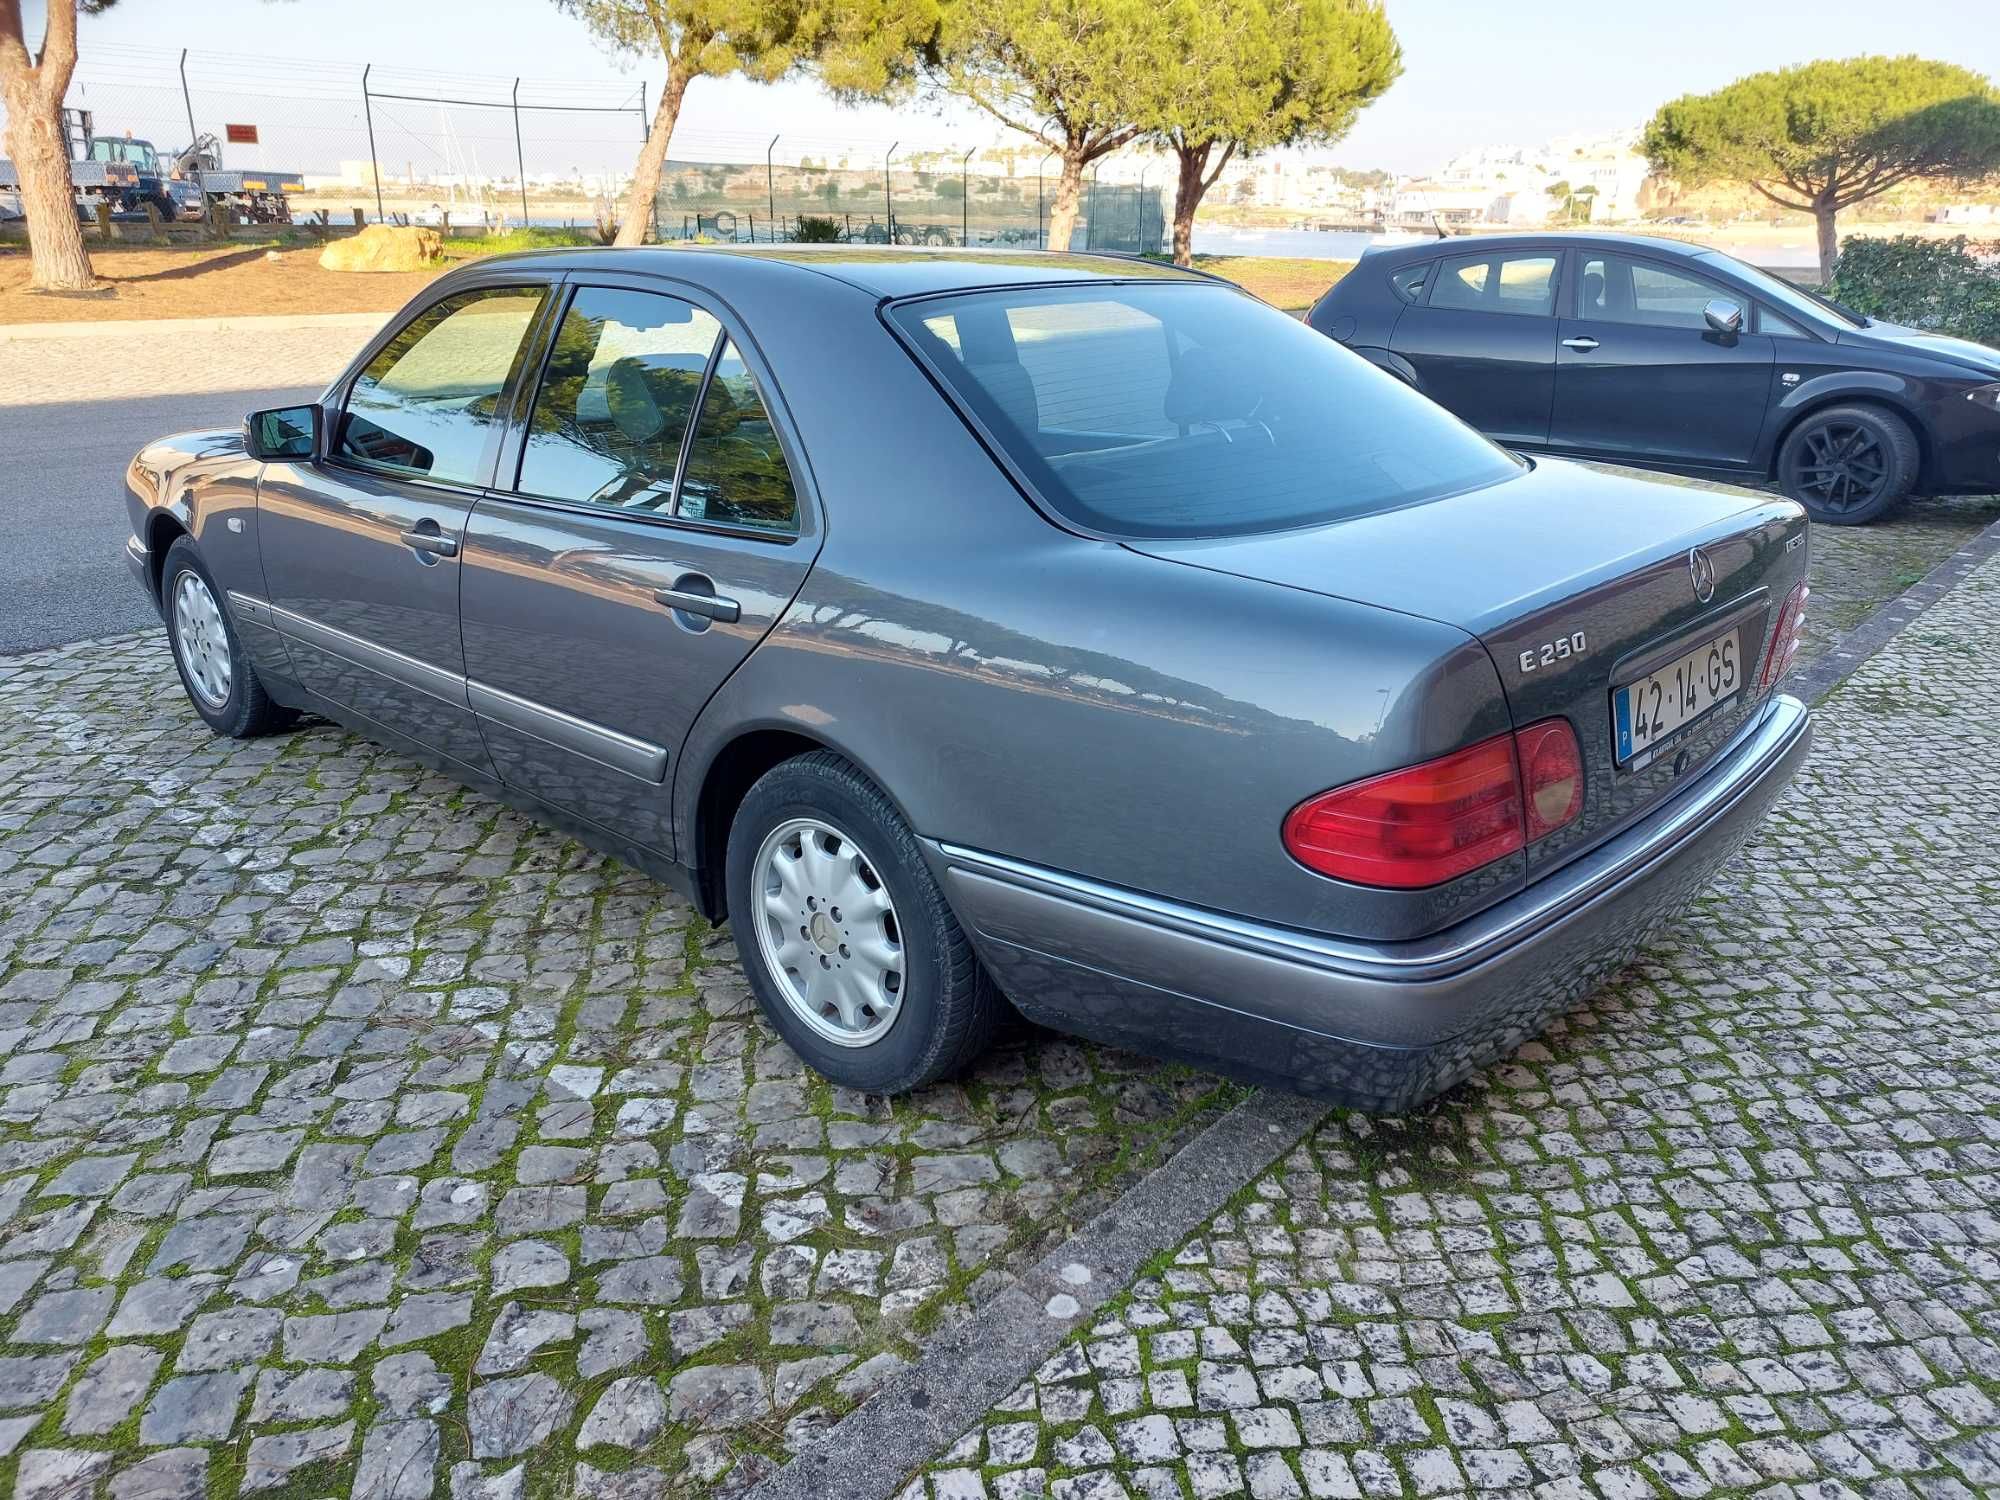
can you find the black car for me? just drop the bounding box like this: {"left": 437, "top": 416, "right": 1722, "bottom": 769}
{"left": 1307, "top": 232, "right": 2000, "bottom": 523}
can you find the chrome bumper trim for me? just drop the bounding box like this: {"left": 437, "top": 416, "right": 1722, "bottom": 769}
{"left": 938, "top": 693, "right": 1810, "bottom": 986}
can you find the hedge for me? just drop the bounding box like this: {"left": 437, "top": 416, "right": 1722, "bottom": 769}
{"left": 1828, "top": 235, "right": 2000, "bottom": 347}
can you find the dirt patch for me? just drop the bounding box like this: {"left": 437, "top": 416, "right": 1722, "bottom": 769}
{"left": 0, "top": 239, "right": 443, "bottom": 324}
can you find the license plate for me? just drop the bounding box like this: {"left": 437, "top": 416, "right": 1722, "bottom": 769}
{"left": 1613, "top": 630, "right": 1741, "bottom": 764}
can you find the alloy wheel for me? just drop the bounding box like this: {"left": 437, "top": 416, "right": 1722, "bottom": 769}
{"left": 172, "top": 569, "right": 233, "bottom": 709}
{"left": 751, "top": 816, "right": 904, "bottom": 1048}
{"left": 1792, "top": 421, "right": 1890, "bottom": 516}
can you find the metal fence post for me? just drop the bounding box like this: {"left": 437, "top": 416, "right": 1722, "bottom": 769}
{"left": 1037, "top": 150, "right": 1053, "bottom": 249}
{"left": 960, "top": 146, "right": 974, "bottom": 247}
{"left": 512, "top": 79, "right": 529, "bottom": 227}
{"left": 177, "top": 49, "right": 208, "bottom": 235}
{"left": 884, "top": 141, "right": 898, "bottom": 241}
{"left": 361, "top": 64, "right": 384, "bottom": 223}
{"left": 766, "top": 134, "right": 779, "bottom": 234}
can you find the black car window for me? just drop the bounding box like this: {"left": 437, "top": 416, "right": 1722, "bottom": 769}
{"left": 337, "top": 287, "right": 547, "bottom": 485}
{"left": 1757, "top": 305, "right": 1809, "bottom": 339}
{"left": 1389, "top": 263, "right": 1432, "bottom": 303}
{"left": 890, "top": 282, "right": 1521, "bottom": 540}
{"left": 675, "top": 339, "right": 800, "bottom": 534}
{"left": 515, "top": 288, "right": 722, "bottom": 514}
{"left": 1428, "top": 252, "right": 1558, "bottom": 316}
{"left": 1579, "top": 254, "right": 1745, "bottom": 331}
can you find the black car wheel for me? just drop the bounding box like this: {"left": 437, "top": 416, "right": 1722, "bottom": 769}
{"left": 160, "top": 538, "right": 297, "bottom": 739}
{"left": 726, "top": 751, "right": 1001, "bottom": 1094}
{"left": 1777, "top": 404, "right": 1919, "bottom": 525}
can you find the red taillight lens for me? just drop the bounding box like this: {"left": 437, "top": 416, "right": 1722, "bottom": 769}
{"left": 1759, "top": 581, "right": 1809, "bottom": 691}
{"left": 1283, "top": 733, "right": 1524, "bottom": 888}
{"left": 1515, "top": 719, "right": 1584, "bottom": 842}
{"left": 1283, "top": 719, "right": 1584, "bottom": 888}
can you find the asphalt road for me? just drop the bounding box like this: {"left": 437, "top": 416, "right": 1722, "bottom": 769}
{"left": 1, "top": 317, "right": 369, "bottom": 655}
{"left": 3, "top": 384, "right": 318, "bottom": 654}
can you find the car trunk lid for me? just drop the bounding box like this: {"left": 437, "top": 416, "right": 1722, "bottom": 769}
{"left": 1123, "top": 458, "right": 1808, "bottom": 876}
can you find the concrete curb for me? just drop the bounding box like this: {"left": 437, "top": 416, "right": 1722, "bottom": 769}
{"left": 0, "top": 310, "right": 388, "bottom": 343}
{"left": 1792, "top": 509, "right": 2000, "bottom": 707}
{"left": 747, "top": 1089, "right": 1330, "bottom": 1500}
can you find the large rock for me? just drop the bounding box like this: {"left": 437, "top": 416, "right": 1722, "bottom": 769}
{"left": 320, "top": 225, "right": 442, "bottom": 272}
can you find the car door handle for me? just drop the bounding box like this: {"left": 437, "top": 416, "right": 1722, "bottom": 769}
{"left": 654, "top": 586, "right": 741, "bottom": 624}
{"left": 1561, "top": 336, "right": 1600, "bottom": 352}
{"left": 398, "top": 526, "right": 459, "bottom": 558}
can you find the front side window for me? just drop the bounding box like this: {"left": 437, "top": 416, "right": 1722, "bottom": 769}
{"left": 337, "top": 287, "right": 546, "bottom": 485}
{"left": 676, "top": 339, "right": 800, "bottom": 534}
{"left": 1580, "top": 255, "right": 1743, "bottom": 330}
{"left": 1428, "top": 252, "right": 1558, "bottom": 316}
{"left": 516, "top": 288, "right": 721, "bottom": 512}
{"left": 890, "top": 282, "right": 1520, "bottom": 539}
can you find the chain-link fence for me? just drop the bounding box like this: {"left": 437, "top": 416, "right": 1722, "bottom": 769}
{"left": 657, "top": 155, "right": 1164, "bottom": 251}
{"left": 3, "top": 44, "right": 1164, "bottom": 253}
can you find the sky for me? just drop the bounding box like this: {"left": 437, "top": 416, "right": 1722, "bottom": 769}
{"left": 14, "top": 0, "right": 2000, "bottom": 176}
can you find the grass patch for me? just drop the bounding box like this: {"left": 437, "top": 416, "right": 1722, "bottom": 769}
{"left": 1186, "top": 254, "right": 1354, "bottom": 312}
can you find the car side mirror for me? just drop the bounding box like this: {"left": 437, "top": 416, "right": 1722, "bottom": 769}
{"left": 1702, "top": 299, "right": 1744, "bottom": 336}
{"left": 244, "top": 404, "right": 321, "bottom": 461}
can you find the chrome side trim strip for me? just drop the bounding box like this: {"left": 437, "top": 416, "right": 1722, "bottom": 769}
{"left": 466, "top": 679, "right": 668, "bottom": 784}
{"left": 937, "top": 693, "right": 1810, "bottom": 982}
{"left": 224, "top": 590, "right": 272, "bottom": 628}
{"left": 266, "top": 601, "right": 469, "bottom": 707}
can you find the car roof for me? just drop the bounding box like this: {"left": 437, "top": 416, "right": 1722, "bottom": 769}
{"left": 1364, "top": 231, "right": 1716, "bottom": 263}
{"left": 454, "top": 244, "right": 1215, "bottom": 299}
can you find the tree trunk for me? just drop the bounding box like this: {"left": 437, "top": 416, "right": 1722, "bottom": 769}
{"left": 0, "top": 0, "right": 99, "bottom": 292}
{"left": 1045, "top": 149, "right": 1087, "bottom": 253}
{"left": 1171, "top": 145, "right": 1208, "bottom": 267}
{"left": 1813, "top": 200, "right": 1839, "bottom": 284}
{"left": 613, "top": 64, "right": 691, "bottom": 249}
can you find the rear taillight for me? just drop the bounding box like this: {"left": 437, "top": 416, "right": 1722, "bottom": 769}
{"left": 1759, "top": 581, "right": 1810, "bottom": 691}
{"left": 1516, "top": 719, "right": 1584, "bottom": 841}
{"left": 1283, "top": 718, "right": 1583, "bottom": 888}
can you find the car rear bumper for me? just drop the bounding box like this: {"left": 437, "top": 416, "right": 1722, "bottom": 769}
{"left": 933, "top": 693, "right": 1810, "bottom": 1112}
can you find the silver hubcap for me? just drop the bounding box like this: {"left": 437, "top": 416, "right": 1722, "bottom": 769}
{"left": 752, "top": 817, "right": 904, "bottom": 1048}
{"left": 172, "top": 570, "right": 233, "bottom": 709}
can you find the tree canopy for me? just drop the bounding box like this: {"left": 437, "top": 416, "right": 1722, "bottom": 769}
{"left": 1643, "top": 56, "right": 2000, "bottom": 278}
{"left": 559, "top": 0, "right": 938, "bottom": 244}
{"left": 1148, "top": 0, "right": 1399, "bottom": 262}
{"left": 933, "top": 0, "right": 1171, "bottom": 249}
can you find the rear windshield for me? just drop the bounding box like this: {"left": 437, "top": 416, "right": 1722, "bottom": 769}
{"left": 887, "top": 282, "right": 1520, "bottom": 539}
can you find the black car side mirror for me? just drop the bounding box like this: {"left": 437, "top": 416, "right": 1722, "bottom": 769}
{"left": 1702, "top": 299, "right": 1744, "bottom": 337}
{"left": 244, "top": 404, "right": 321, "bottom": 461}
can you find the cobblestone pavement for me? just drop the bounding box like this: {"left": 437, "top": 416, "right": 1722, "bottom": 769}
{"left": 0, "top": 634, "right": 1235, "bottom": 1497}
{"left": 900, "top": 554, "right": 2000, "bottom": 1497}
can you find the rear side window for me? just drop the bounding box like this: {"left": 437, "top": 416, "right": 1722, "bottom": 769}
{"left": 338, "top": 286, "right": 546, "bottom": 485}
{"left": 889, "top": 282, "right": 1519, "bottom": 539}
{"left": 1428, "top": 252, "right": 1558, "bottom": 316}
{"left": 675, "top": 339, "right": 800, "bottom": 534}
{"left": 1389, "top": 263, "right": 1432, "bottom": 303}
{"left": 515, "top": 287, "right": 721, "bottom": 514}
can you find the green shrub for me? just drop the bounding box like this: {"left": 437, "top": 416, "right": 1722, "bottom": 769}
{"left": 1829, "top": 235, "right": 2000, "bottom": 346}
{"left": 794, "top": 215, "right": 843, "bottom": 244}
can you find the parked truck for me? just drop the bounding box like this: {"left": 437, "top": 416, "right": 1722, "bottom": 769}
{"left": 0, "top": 109, "right": 302, "bottom": 226}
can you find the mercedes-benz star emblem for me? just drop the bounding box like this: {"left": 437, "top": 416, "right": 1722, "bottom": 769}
{"left": 1688, "top": 546, "right": 1716, "bottom": 603}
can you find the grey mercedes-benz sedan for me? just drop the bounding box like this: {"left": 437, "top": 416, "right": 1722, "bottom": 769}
{"left": 123, "top": 246, "right": 1811, "bottom": 1111}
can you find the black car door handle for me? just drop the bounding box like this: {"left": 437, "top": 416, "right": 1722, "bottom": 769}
{"left": 654, "top": 586, "right": 741, "bottom": 623}
{"left": 1561, "top": 336, "right": 1600, "bottom": 352}
{"left": 399, "top": 527, "right": 459, "bottom": 558}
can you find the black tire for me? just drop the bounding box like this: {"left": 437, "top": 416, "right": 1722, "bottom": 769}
{"left": 160, "top": 538, "right": 297, "bottom": 739}
{"left": 726, "top": 752, "right": 1001, "bottom": 1094}
{"left": 1777, "top": 403, "right": 1919, "bottom": 525}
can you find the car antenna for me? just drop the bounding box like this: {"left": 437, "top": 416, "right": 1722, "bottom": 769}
{"left": 1431, "top": 213, "right": 1448, "bottom": 241}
